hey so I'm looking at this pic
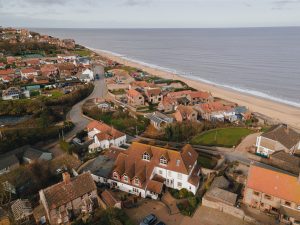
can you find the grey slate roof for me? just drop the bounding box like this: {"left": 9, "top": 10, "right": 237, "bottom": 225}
{"left": 210, "top": 176, "right": 230, "bottom": 190}
{"left": 0, "top": 154, "right": 19, "bottom": 170}
{"left": 79, "top": 155, "right": 115, "bottom": 178}
{"left": 205, "top": 187, "right": 237, "bottom": 206}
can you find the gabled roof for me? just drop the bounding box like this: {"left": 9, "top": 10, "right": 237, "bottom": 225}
{"left": 127, "top": 89, "right": 142, "bottom": 97}
{"left": 40, "top": 172, "right": 96, "bottom": 210}
{"left": 87, "top": 120, "right": 125, "bottom": 140}
{"left": 145, "top": 88, "right": 161, "bottom": 96}
{"left": 176, "top": 105, "right": 196, "bottom": 116}
{"left": 167, "top": 90, "right": 192, "bottom": 98}
{"left": 21, "top": 68, "right": 37, "bottom": 74}
{"left": 0, "top": 69, "right": 15, "bottom": 76}
{"left": 261, "top": 124, "right": 300, "bottom": 149}
{"left": 246, "top": 163, "right": 300, "bottom": 204}
{"left": 0, "top": 154, "right": 19, "bottom": 170}
{"left": 188, "top": 91, "right": 211, "bottom": 99}
{"left": 195, "top": 102, "right": 231, "bottom": 113}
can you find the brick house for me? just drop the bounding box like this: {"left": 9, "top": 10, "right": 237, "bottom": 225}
{"left": 126, "top": 89, "right": 144, "bottom": 106}
{"left": 39, "top": 172, "right": 98, "bottom": 225}
{"left": 174, "top": 105, "right": 198, "bottom": 122}
{"left": 256, "top": 124, "right": 300, "bottom": 157}
{"left": 158, "top": 96, "right": 178, "bottom": 113}
{"left": 243, "top": 163, "right": 300, "bottom": 224}
{"left": 144, "top": 88, "right": 163, "bottom": 104}
{"left": 20, "top": 68, "right": 38, "bottom": 79}
{"left": 186, "top": 91, "right": 213, "bottom": 104}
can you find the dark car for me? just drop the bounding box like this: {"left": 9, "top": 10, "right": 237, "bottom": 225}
{"left": 156, "top": 222, "right": 166, "bottom": 225}
{"left": 139, "top": 214, "right": 157, "bottom": 225}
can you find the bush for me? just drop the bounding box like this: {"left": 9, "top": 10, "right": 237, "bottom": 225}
{"left": 169, "top": 188, "right": 194, "bottom": 199}
{"left": 177, "top": 196, "right": 200, "bottom": 216}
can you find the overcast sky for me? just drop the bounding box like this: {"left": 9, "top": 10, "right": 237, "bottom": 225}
{"left": 0, "top": 0, "right": 300, "bottom": 28}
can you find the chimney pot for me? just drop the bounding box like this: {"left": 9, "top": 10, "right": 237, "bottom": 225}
{"left": 62, "top": 172, "right": 71, "bottom": 184}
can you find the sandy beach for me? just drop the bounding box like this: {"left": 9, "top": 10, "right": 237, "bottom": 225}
{"left": 92, "top": 48, "right": 300, "bottom": 130}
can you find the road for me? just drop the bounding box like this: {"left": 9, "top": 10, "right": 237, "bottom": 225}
{"left": 66, "top": 66, "right": 107, "bottom": 138}
{"left": 43, "top": 65, "right": 107, "bottom": 155}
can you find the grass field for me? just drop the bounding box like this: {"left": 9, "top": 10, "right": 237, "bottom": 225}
{"left": 191, "top": 127, "right": 252, "bottom": 147}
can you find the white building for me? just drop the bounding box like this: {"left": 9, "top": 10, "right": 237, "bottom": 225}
{"left": 256, "top": 124, "right": 300, "bottom": 157}
{"left": 79, "top": 68, "right": 94, "bottom": 83}
{"left": 87, "top": 120, "right": 127, "bottom": 153}
{"left": 89, "top": 142, "right": 201, "bottom": 200}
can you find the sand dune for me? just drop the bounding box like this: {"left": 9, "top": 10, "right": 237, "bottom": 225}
{"left": 92, "top": 48, "right": 300, "bottom": 130}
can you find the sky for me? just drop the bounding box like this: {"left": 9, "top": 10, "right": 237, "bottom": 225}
{"left": 0, "top": 0, "right": 300, "bottom": 28}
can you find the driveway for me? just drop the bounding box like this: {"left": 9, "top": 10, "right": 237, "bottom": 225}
{"left": 180, "top": 206, "right": 255, "bottom": 225}
{"left": 125, "top": 199, "right": 184, "bottom": 225}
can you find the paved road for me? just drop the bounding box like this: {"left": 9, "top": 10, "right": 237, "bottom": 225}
{"left": 43, "top": 66, "right": 107, "bottom": 155}
{"left": 66, "top": 68, "right": 107, "bottom": 138}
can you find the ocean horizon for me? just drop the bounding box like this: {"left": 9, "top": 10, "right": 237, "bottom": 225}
{"left": 33, "top": 27, "right": 300, "bottom": 108}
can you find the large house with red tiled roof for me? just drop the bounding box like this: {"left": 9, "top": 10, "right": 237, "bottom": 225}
{"left": 39, "top": 172, "right": 98, "bottom": 225}
{"left": 20, "top": 68, "right": 38, "bottom": 79}
{"left": 87, "top": 120, "right": 126, "bottom": 152}
{"left": 186, "top": 91, "right": 213, "bottom": 104}
{"left": 194, "top": 102, "right": 236, "bottom": 122}
{"left": 91, "top": 142, "right": 201, "bottom": 200}
{"left": 174, "top": 105, "right": 198, "bottom": 122}
{"left": 243, "top": 163, "right": 300, "bottom": 224}
{"left": 144, "top": 87, "right": 163, "bottom": 104}
{"left": 126, "top": 89, "right": 144, "bottom": 106}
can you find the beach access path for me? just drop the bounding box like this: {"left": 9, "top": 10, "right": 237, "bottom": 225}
{"left": 92, "top": 49, "right": 300, "bottom": 130}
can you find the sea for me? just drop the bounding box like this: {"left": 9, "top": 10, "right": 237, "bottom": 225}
{"left": 32, "top": 27, "right": 300, "bottom": 108}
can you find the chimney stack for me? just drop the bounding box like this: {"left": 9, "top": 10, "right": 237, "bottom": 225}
{"left": 62, "top": 172, "right": 71, "bottom": 184}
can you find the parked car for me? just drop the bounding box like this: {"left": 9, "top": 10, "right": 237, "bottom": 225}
{"left": 156, "top": 222, "right": 166, "bottom": 225}
{"left": 139, "top": 214, "right": 157, "bottom": 225}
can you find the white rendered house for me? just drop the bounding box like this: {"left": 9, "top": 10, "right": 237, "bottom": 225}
{"left": 87, "top": 120, "right": 126, "bottom": 153}
{"left": 89, "top": 142, "right": 201, "bottom": 200}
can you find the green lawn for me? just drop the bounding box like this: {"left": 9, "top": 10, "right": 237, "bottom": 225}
{"left": 71, "top": 49, "right": 92, "bottom": 57}
{"left": 191, "top": 127, "right": 252, "bottom": 147}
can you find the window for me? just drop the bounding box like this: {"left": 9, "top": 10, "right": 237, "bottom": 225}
{"left": 285, "top": 201, "right": 291, "bottom": 207}
{"left": 123, "top": 175, "right": 128, "bottom": 183}
{"left": 159, "top": 170, "right": 163, "bottom": 175}
{"left": 177, "top": 173, "right": 182, "bottom": 180}
{"left": 177, "top": 182, "right": 182, "bottom": 188}
{"left": 113, "top": 172, "right": 119, "bottom": 180}
{"left": 143, "top": 152, "right": 150, "bottom": 161}
{"left": 264, "top": 194, "right": 272, "bottom": 200}
{"left": 253, "top": 191, "right": 260, "bottom": 196}
{"left": 134, "top": 178, "right": 139, "bottom": 186}
{"left": 160, "top": 156, "right": 167, "bottom": 165}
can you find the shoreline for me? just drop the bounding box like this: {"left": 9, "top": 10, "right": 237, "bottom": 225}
{"left": 90, "top": 47, "right": 300, "bottom": 130}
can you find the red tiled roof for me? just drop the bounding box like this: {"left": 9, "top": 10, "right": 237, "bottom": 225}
{"left": 41, "top": 172, "right": 97, "bottom": 210}
{"left": 197, "top": 102, "right": 231, "bottom": 113}
{"left": 87, "top": 120, "right": 125, "bottom": 140}
{"left": 147, "top": 180, "right": 163, "bottom": 194}
{"left": 188, "top": 91, "right": 211, "bottom": 99}
{"left": 246, "top": 163, "right": 300, "bottom": 204}
{"left": 21, "top": 68, "right": 37, "bottom": 74}
{"left": 167, "top": 90, "right": 192, "bottom": 98}
{"left": 101, "top": 190, "right": 119, "bottom": 207}
{"left": 0, "top": 69, "right": 15, "bottom": 76}
{"left": 145, "top": 88, "right": 161, "bottom": 96}
{"left": 127, "top": 89, "right": 142, "bottom": 97}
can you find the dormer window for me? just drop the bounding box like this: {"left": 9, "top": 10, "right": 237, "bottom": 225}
{"left": 134, "top": 178, "right": 139, "bottom": 186}
{"left": 143, "top": 152, "right": 150, "bottom": 161}
{"left": 123, "top": 174, "right": 129, "bottom": 183}
{"left": 113, "top": 172, "right": 119, "bottom": 180}
{"left": 160, "top": 156, "right": 168, "bottom": 165}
